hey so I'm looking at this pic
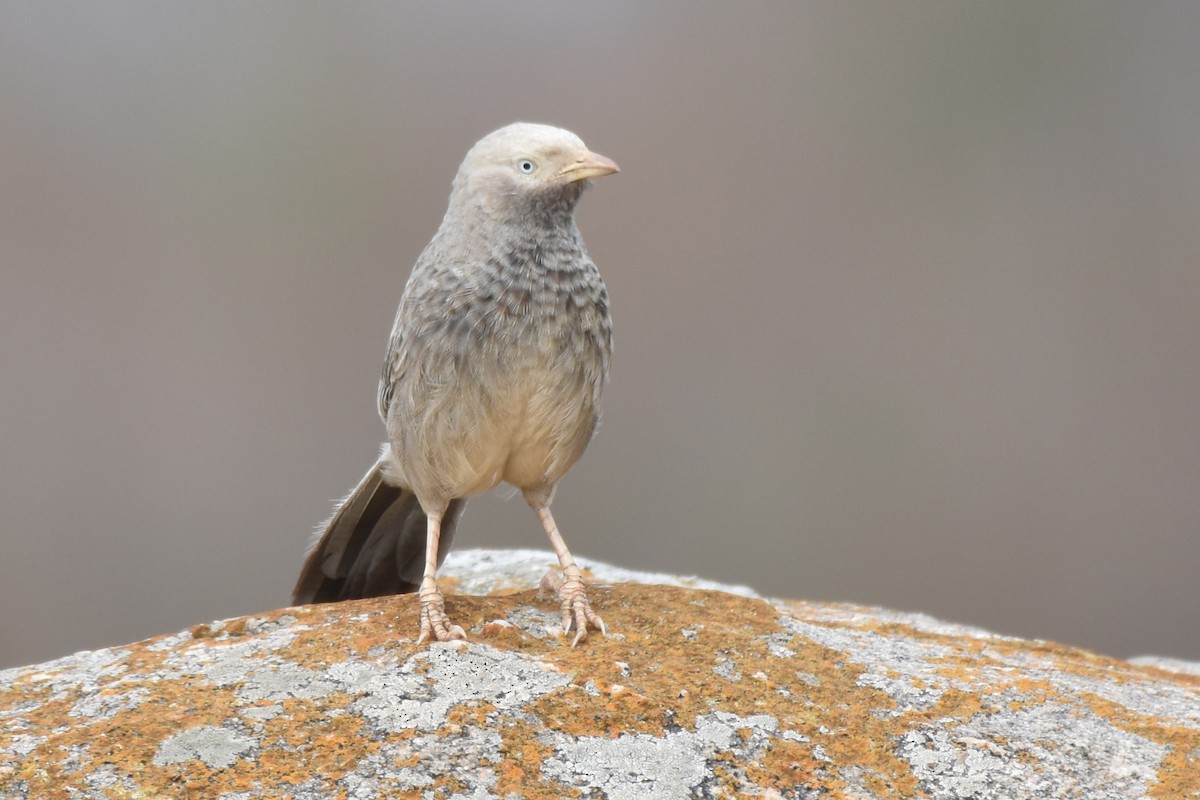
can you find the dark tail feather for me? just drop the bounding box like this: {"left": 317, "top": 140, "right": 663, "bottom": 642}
{"left": 292, "top": 456, "right": 465, "bottom": 604}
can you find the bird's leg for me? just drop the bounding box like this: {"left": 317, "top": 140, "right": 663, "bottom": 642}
{"left": 416, "top": 509, "right": 466, "bottom": 644}
{"left": 530, "top": 502, "right": 606, "bottom": 646}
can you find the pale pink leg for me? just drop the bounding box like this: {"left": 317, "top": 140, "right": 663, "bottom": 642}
{"left": 531, "top": 503, "right": 606, "bottom": 646}
{"left": 416, "top": 510, "right": 466, "bottom": 644}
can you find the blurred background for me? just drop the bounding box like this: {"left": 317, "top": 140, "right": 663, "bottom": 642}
{"left": 2, "top": 2, "right": 1198, "bottom": 669}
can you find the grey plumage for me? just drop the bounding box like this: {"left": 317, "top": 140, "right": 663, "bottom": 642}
{"left": 293, "top": 123, "right": 618, "bottom": 644}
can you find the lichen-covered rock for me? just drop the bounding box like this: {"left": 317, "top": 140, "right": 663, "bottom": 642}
{"left": 1, "top": 548, "right": 1197, "bottom": 799}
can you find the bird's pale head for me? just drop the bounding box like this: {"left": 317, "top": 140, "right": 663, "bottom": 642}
{"left": 451, "top": 123, "right": 619, "bottom": 222}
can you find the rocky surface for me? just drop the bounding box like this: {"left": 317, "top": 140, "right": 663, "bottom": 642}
{"left": 1, "top": 548, "right": 1197, "bottom": 799}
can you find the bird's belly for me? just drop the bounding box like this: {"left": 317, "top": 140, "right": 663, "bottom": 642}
{"left": 391, "top": 360, "right": 598, "bottom": 501}
{"left": 500, "top": 411, "right": 581, "bottom": 490}
{"left": 490, "top": 368, "right": 598, "bottom": 492}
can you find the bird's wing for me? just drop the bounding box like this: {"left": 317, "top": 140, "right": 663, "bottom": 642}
{"left": 378, "top": 317, "right": 404, "bottom": 421}
{"left": 378, "top": 241, "right": 456, "bottom": 421}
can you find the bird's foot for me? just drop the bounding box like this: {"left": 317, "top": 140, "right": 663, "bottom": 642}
{"left": 416, "top": 579, "right": 466, "bottom": 644}
{"left": 552, "top": 565, "right": 606, "bottom": 647}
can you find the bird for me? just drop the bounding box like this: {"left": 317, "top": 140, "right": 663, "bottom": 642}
{"left": 292, "top": 123, "right": 619, "bottom": 646}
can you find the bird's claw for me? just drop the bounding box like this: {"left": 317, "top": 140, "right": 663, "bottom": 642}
{"left": 556, "top": 568, "right": 606, "bottom": 647}
{"left": 417, "top": 582, "right": 466, "bottom": 644}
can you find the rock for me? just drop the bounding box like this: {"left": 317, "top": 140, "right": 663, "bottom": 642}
{"left": 1, "top": 548, "right": 1197, "bottom": 799}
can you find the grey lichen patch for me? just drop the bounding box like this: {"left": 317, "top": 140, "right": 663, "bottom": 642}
{"left": 544, "top": 731, "right": 710, "bottom": 799}
{"left": 162, "top": 624, "right": 302, "bottom": 687}
{"left": 153, "top": 725, "right": 257, "bottom": 769}
{"left": 83, "top": 764, "right": 140, "bottom": 797}
{"left": 239, "top": 704, "right": 283, "bottom": 723}
{"left": 795, "top": 671, "right": 820, "bottom": 687}
{"left": 59, "top": 742, "right": 91, "bottom": 774}
{"left": 69, "top": 687, "right": 149, "bottom": 721}
{"left": 339, "top": 727, "right": 503, "bottom": 797}
{"left": 856, "top": 670, "right": 945, "bottom": 717}
{"left": 0, "top": 777, "right": 27, "bottom": 800}
{"left": 899, "top": 701, "right": 1166, "bottom": 799}
{"left": 780, "top": 614, "right": 964, "bottom": 711}
{"left": 144, "top": 630, "right": 195, "bottom": 652}
{"left": 541, "top": 712, "right": 778, "bottom": 799}
{"left": 712, "top": 655, "right": 742, "bottom": 682}
{"left": 350, "top": 641, "right": 571, "bottom": 733}
{"left": 1048, "top": 664, "right": 1200, "bottom": 731}
{"left": 236, "top": 661, "right": 340, "bottom": 703}
{"left": 763, "top": 631, "right": 795, "bottom": 658}
{"left": 243, "top": 614, "right": 298, "bottom": 635}
{"left": 0, "top": 733, "right": 44, "bottom": 758}
{"left": 502, "top": 605, "right": 561, "bottom": 640}
{"left": 7, "top": 647, "right": 130, "bottom": 699}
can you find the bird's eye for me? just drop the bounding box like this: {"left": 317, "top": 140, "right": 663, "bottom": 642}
{"left": 517, "top": 159, "right": 537, "bottom": 174}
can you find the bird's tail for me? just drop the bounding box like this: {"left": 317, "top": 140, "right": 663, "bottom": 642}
{"left": 292, "top": 452, "right": 464, "bottom": 604}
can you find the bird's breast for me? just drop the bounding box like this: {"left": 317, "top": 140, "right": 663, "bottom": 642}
{"left": 389, "top": 247, "right": 610, "bottom": 499}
